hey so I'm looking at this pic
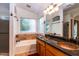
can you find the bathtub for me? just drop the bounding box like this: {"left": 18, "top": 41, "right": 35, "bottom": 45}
{"left": 16, "top": 39, "right": 36, "bottom": 55}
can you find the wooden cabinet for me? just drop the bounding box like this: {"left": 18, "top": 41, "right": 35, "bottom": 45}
{"left": 37, "top": 40, "right": 45, "bottom": 56}
{"left": 37, "top": 41, "right": 40, "bottom": 55}
{"left": 46, "top": 44, "right": 67, "bottom": 56}
{"left": 40, "top": 45, "right": 45, "bottom": 56}
{"left": 46, "top": 50, "right": 54, "bottom": 56}
{"left": 37, "top": 39, "right": 67, "bottom": 56}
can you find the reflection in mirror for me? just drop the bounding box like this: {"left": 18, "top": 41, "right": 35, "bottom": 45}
{"left": 46, "top": 23, "right": 50, "bottom": 33}
{"left": 63, "top": 22, "right": 69, "bottom": 39}
{"left": 73, "top": 20, "right": 77, "bottom": 39}
{"left": 73, "top": 15, "right": 79, "bottom": 39}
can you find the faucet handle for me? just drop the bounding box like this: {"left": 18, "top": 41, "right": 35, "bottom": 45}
{"left": 75, "top": 37, "right": 79, "bottom": 39}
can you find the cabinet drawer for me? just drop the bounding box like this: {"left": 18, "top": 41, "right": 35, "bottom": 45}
{"left": 37, "top": 40, "right": 45, "bottom": 46}
{"left": 46, "top": 44, "right": 67, "bottom": 56}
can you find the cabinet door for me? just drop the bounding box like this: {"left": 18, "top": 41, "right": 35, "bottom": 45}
{"left": 46, "top": 50, "right": 54, "bottom": 56}
{"left": 37, "top": 40, "right": 45, "bottom": 56}
{"left": 36, "top": 41, "right": 40, "bottom": 55}
{"left": 40, "top": 45, "right": 45, "bottom": 56}
{"left": 46, "top": 44, "right": 67, "bottom": 56}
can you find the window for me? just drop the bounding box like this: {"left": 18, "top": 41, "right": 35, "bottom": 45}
{"left": 20, "top": 18, "right": 36, "bottom": 33}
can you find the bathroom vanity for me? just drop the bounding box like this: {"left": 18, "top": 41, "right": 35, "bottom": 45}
{"left": 36, "top": 34, "right": 79, "bottom": 56}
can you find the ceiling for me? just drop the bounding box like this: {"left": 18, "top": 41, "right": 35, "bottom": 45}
{"left": 16, "top": 3, "right": 51, "bottom": 17}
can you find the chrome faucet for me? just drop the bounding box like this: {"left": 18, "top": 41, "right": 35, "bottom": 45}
{"left": 75, "top": 37, "right": 79, "bottom": 45}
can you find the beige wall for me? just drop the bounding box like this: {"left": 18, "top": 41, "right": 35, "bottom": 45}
{"left": 16, "top": 7, "right": 38, "bottom": 19}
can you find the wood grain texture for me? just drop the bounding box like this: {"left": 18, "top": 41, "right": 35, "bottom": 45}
{"left": 37, "top": 39, "right": 68, "bottom": 56}
{"left": 46, "top": 44, "right": 67, "bottom": 56}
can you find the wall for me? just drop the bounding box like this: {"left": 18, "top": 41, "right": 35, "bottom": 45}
{"left": 16, "top": 7, "right": 38, "bottom": 19}
{"left": 14, "top": 6, "right": 38, "bottom": 34}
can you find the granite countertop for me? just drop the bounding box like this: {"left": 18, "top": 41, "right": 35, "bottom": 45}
{"left": 37, "top": 35, "right": 79, "bottom": 56}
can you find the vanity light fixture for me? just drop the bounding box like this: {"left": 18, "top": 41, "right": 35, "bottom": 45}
{"left": 54, "top": 6, "right": 59, "bottom": 12}
{"left": 44, "top": 10, "right": 48, "bottom": 14}
{"left": 48, "top": 9, "right": 55, "bottom": 15}
{"left": 43, "top": 4, "right": 53, "bottom": 14}
{"left": 43, "top": 3, "right": 62, "bottom": 15}
{"left": 48, "top": 6, "right": 59, "bottom": 15}
{"left": 46, "top": 8, "right": 50, "bottom": 13}
{"left": 49, "top": 4, "right": 53, "bottom": 10}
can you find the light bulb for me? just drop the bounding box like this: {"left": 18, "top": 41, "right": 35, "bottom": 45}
{"left": 48, "top": 9, "right": 55, "bottom": 15}
{"left": 49, "top": 5, "right": 53, "bottom": 10}
{"left": 54, "top": 7, "right": 59, "bottom": 12}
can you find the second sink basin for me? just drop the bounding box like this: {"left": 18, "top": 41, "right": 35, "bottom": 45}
{"left": 57, "top": 42, "right": 79, "bottom": 50}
